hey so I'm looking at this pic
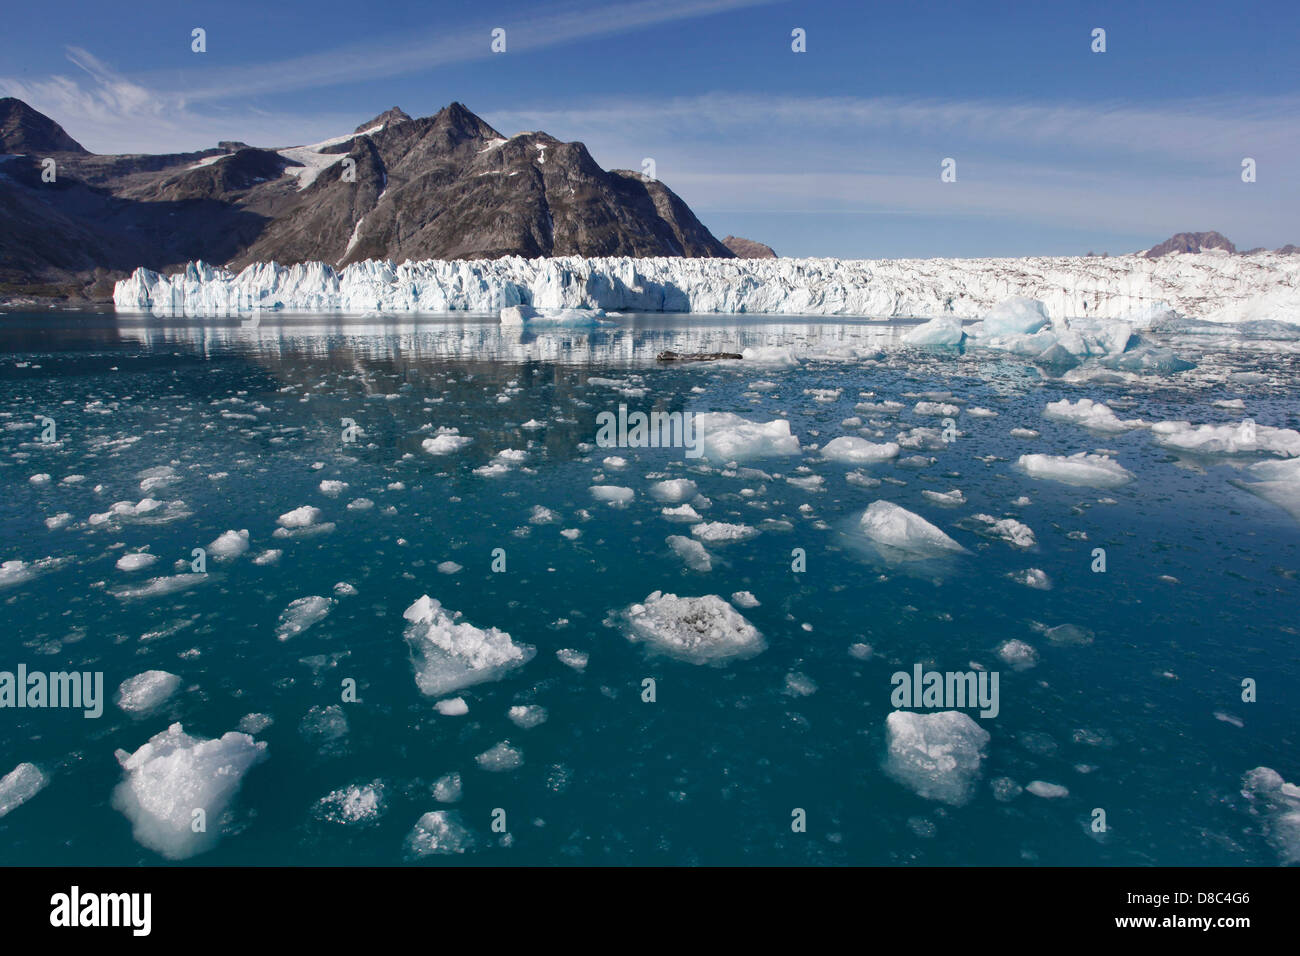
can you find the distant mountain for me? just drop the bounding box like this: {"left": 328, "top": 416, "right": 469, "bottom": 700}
{"left": 1142, "top": 231, "right": 1299, "bottom": 258}
{"left": 0, "top": 99, "right": 732, "bottom": 300}
{"left": 1143, "top": 231, "right": 1237, "bottom": 257}
{"left": 722, "top": 235, "right": 776, "bottom": 258}
{"left": 0, "top": 97, "right": 87, "bottom": 154}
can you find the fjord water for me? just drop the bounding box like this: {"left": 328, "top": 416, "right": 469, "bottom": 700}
{"left": 1, "top": 310, "right": 1297, "bottom": 866}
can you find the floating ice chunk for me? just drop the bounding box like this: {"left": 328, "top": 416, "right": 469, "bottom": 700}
{"left": 649, "top": 479, "right": 698, "bottom": 503}
{"left": 318, "top": 480, "right": 348, "bottom": 497}
{"left": 590, "top": 485, "right": 634, "bottom": 507}
{"left": 690, "top": 521, "right": 758, "bottom": 543}
{"left": 922, "top": 489, "right": 965, "bottom": 507}
{"left": 238, "top": 713, "right": 273, "bottom": 734}
{"left": 313, "top": 780, "right": 385, "bottom": 826}
{"left": 437, "top": 560, "right": 462, "bottom": 574}
{"left": 903, "top": 317, "right": 964, "bottom": 347}
{"left": 1009, "top": 568, "right": 1052, "bottom": 590}
{"left": 275, "top": 595, "right": 334, "bottom": 640}
{"left": 116, "top": 670, "right": 182, "bottom": 715}
{"left": 529, "top": 505, "right": 560, "bottom": 524}
{"left": 402, "top": 596, "right": 534, "bottom": 696}
{"left": 112, "top": 722, "right": 267, "bottom": 860}
{"left": 432, "top": 772, "right": 462, "bottom": 803}
{"left": 602, "top": 456, "right": 628, "bottom": 469}
{"left": 857, "top": 501, "right": 966, "bottom": 556}
{"left": 617, "top": 591, "right": 764, "bottom": 664}
{"left": 277, "top": 505, "right": 323, "bottom": 528}
{"left": 29, "top": 473, "right": 52, "bottom": 485}
{"left": 508, "top": 704, "right": 548, "bottom": 729}
{"left": 1026, "top": 780, "right": 1069, "bottom": 799}
{"left": 661, "top": 503, "right": 702, "bottom": 522}
{"left": 116, "top": 552, "right": 158, "bottom": 571}
{"left": 1101, "top": 344, "right": 1194, "bottom": 374}
{"left": 741, "top": 346, "right": 797, "bottom": 366}
{"left": 1044, "top": 623, "right": 1094, "bottom": 646}
{"left": 45, "top": 513, "right": 73, "bottom": 530}
{"left": 967, "top": 514, "right": 1036, "bottom": 549}
{"left": 499, "top": 304, "right": 539, "bottom": 325}
{"left": 422, "top": 428, "right": 473, "bottom": 454}
{"left": 884, "top": 710, "right": 990, "bottom": 806}
{"left": 1017, "top": 452, "right": 1133, "bottom": 488}
{"left": 404, "top": 810, "right": 476, "bottom": 857}
{"left": 730, "top": 590, "right": 760, "bottom": 608}
{"left": 1150, "top": 420, "right": 1300, "bottom": 458}
{"left": 990, "top": 777, "right": 1023, "bottom": 802}
{"left": 784, "top": 672, "right": 818, "bottom": 696}
{"left": 0, "top": 763, "right": 48, "bottom": 819}
{"left": 253, "top": 549, "right": 282, "bottom": 565}
{"left": 1241, "top": 766, "right": 1300, "bottom": 864}
{"left": 476, "top": 741, "right": 523, "bottom": 772}
{"left": 914, "top": 401, "right": 959, "bottom": 417}
{"left": 208, "top": 529, "right": 249, "bottom": 560}
{"left": 976, "top": 297, "right": 1050, "bottom": 338}
{"left": 111, "top": 573, "right": 208, "bottom": 600}
{"left": 435, "top": 697, "right": 468, "bottom": 716}
{"left": 1043, "top": 398, "right": 1145, "bottom": 433}
{"left": 556, "top": 648, "right": 588, "bottom": 671}
{"left": 667, "top": 534, "right": 712, "bottom": 571}
{"left": 1235, "top": 457, "right": 1300, "bottom": 523}
{"left": 694, "top": 412, "right": 800, "bottom": 462}
{"left": 821, "top": 436, "right": 900, "bottom": 463}
{"left": 997, "top": 640, "right": 1039, "bottom": 671}
{"left": 347, "top": 497, "right": 374, "bottom": 511}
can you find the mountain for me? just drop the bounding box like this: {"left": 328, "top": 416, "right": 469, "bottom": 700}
{"left": 0, "top": 97, "right": 87, "bottom": 154}
{"left": 0, "top": 99, "right": 732, "bottom": 301}
{"left": 1143, "top": 231, "right": 1237, "bottom": 257}
{"left": 722, "top": 235, "right": 776, "bottom": 258}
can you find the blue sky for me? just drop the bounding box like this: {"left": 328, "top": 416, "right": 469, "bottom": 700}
{"left": 2, "top": 0, "right": 1298, "bottom": 258}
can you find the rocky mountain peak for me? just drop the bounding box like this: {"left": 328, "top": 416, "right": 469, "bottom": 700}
{"left": 1144, "top": 231, "right": 1237, "bottom": 257}
{"left": 355, "top": 107, "right": 412, "bottom": 133}
{"left": 722, "top": 236, "right": 776, "bottom": 258}
{"left": 0, "top": 97, "right": 88, "bottom": 154}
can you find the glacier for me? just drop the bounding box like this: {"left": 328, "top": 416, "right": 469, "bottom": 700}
{"left": 113, "top": 251, "right": 1300, "bottom": 323}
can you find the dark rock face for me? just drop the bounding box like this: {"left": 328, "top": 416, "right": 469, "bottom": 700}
{"left": 1276, "top": 244, "right": 1299, "bottom": 255}
{"left": 355, "top": 107, "right": 412, "bottom": 133}
{"left": 722, "top": 235, "right": 776, "bottom": 258}
{"left": 0, "top": 99, "right": 732, "bottom": 300}
{"left": 1143, "top": 231, "right": 1237, "bottom": 257}
{"left": 0, "top": 97, "right": 87, "bottom": 154}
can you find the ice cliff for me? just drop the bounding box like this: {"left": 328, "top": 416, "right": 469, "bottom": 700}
{"left": 114, "top": 251, "right": 1300, "bottom": 323}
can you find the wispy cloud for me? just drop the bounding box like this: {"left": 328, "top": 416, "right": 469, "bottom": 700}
{"left": 0, "top": 0, "right": 779, "bottom": 153}
{"left": 161, "top": 0, "right": 779, "bottom": 103}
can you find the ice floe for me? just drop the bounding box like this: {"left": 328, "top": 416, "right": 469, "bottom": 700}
{"left": 857, "top": 501, "right": 966, "bottom": 557}
{"left": 112, "top": 722, "right": 268, "bottom": 859}
{"left": 116, "top": 671, "right": 182, "bottom": 715}
{"left": 616, "top": 591, "right": 764, "bottom": 664}
{"left": 1017, "top": 453, "right": 1134, "bottom": 488}
{"left": 884, "top": 710, "right": 990, "bottom": 807}
{"left": 402, "top": 596, "right": 535, "bottom": 696}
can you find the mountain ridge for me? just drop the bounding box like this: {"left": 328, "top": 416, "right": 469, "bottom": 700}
{"left": 0, "top": 99, "right": 732, "bottom": 301}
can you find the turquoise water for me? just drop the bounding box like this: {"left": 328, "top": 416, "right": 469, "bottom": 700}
{"left": 1, "top": 311, "right": 1297, "bottom": 865}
